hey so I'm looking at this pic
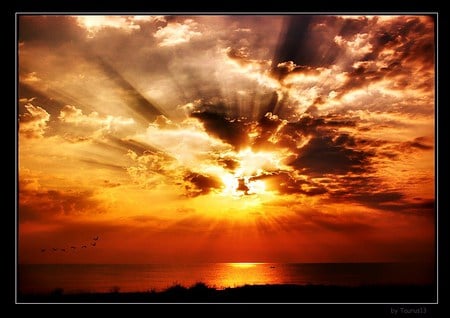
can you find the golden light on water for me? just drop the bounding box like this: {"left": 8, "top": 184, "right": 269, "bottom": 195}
{"left": 214, "top": 263, "right": 280, "bottom": 289}
{"left": 229, "top": 262, "right": 262, "bottom": 268}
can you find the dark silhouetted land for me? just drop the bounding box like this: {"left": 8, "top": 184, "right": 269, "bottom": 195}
{"left": 18, "top": 283, "right": 436, "bottom": 303}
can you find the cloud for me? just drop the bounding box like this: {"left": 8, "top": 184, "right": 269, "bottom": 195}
{"left": 261, "top": 15, "right": 434, "bottom": 121}
{"left": 18, "top": 15, "right": 435, "bottom": 264}
{"left": 401, "top": 137, "right": 434, "bottom": 151}
{"left": 252, "top": 171, "right": 327, "bottom": 196}
{"left": 19, "top": 103, "right": 50, "bottom": 138}
{"left": 226, "top": 46, "right": 272, "bottom": 70}
{"left": 290, "top": 134, "right": 373, "bottom": 175}
{"left": 154, "top": 19, "right": 201, "bottom": 47}
{"left": 334, "top": 33, "right": 373, "bottom": 59}
{"left": 182, "top": 98, "right": 395, "bottom": 198}
{"left": 76, "top": 16, "right": 166, "bottom": 36}
{"left": 19, "top": 97, "right": 37, "bottom": 104}
{"left": 22, "top": 72, "right": 41, "bottom": 83}
{"left": 19, "top": 16, "right": 86, "bottom": 46}
{"left": 19, "top": 182, "right": 104, "bottom": 222}
{"left": 134, "top": 116, "right": 232, "bottom": 169}
{"left": 333, "top": 17, "right": 434, "bottom": 101}
{"left": 351, "top": 192, "right": 434, "bottom": 215}
{"left": 125, "top": 149, "right": 179, "bottom": 188}
{"left": 191, "top": 111, "right": 249, "bottom": 149}
{"left": 58, "top": 105, "right": 135, "bottom": 136}
{"left": 183, "top": 172, "right": 222, "bottom": 197}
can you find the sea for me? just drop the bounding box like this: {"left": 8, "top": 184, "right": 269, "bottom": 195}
{"left": 18, "top": 262, "right": 435, "bottom": 295}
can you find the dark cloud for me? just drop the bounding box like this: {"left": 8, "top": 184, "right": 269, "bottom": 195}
{"left": 217, "top": 158, "right": 239, "bottom": 171}
{"left": 352, "top": 191, "right": 404, "bottom": 205}
{"left": 254, "top": 113, "right": 358, "bottom": 151}
{"left": 192, "top": 111, "right": 249, "bottom": 149}
{"left": 19, "top": 183, "right": 104, "bottom": 222}
{"left": 369, "top": 199, "right": 435, "bottom": 214}
{"left": 336, "top": 67, "right": 383, "bottom": 99}
{"left": 19, "top": 16, "right": 86, "bottom": 46}
{"left": 321, "top": 172, "right": 435, "bottom": 215}
{"left": 375, "top": 136, "right": 434, "bottom": 159}
{"left": 289, "top": 135, "right": 373, "bottom": 175}
{"left": 236, "top": 178, "right": 250, "bottom": 194}
{"left": 350, "top": 192, "right": 434, "bottom": 215}
{"left": 338, "top": 16, "right": 371, "bottom": 38}
{"left": 252, "top": 172, "right": 327, "bottom": 196}
{"left": 403, "top": 137, "right": 434, "bottom": 151}
{"left": 337, "top": 17, "right": 434, "bottom": 98}
{"left": 191, "top": 106, "right": 328, "bottom": 152}
{"left": 368, "top": 16, "right": 434, "bottom": 65}
{"left": 183, "top": 172, "right": 222, "bottom": 197}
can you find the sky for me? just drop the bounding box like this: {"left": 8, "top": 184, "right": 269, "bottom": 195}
{"left": 18, "top": 15, "right": 435, "bottom": 264}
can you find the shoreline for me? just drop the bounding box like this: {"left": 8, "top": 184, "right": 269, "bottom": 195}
{"left": 18, "top": 283, "right": 436, "bottom": 303}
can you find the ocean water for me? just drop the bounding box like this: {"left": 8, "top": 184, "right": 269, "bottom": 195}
{"left": 18, "top": 262, "right": 435, "bottom": 295}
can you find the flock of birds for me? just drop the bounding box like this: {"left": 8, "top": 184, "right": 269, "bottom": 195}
{"left": 40, "top": 236, "right": 99, "bottom": 253}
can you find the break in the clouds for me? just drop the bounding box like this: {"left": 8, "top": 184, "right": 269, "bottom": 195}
{"left": 18, "top": 15, "right": 435, "bottom": 264}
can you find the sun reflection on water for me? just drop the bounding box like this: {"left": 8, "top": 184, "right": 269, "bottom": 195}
{"left": 229, "top": 262, "right": 261, "bottom": 268}
{"left": 214, "top": 263, "right": 280, "bottom": 289}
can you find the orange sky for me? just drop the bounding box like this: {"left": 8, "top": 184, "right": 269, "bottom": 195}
{"left": 18, "top": 15, "right": 435, "bottom": 264}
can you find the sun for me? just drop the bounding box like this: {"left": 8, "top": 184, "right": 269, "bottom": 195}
{"left": 221, "top": 173, "right": 267, "bottom": 197}
{"left": 217, "top": 148, "right": 290, "bottom": 198}
{"left": 217, "top": 147, "right": 291, "bottom": 198}
{"left": 221, "top": 173, "right": 239, "bottom": 196}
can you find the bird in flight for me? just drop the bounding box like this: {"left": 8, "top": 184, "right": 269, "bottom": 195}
{"left": 40, "top": 236, "right": 102, "bottom": 254}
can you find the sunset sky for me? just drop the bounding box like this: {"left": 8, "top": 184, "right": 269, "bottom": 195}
{"left": 18, "top": 15, "right": 435, "bottom": 264}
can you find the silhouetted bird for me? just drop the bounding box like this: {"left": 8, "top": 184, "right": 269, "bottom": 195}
{"left": 81, "top": 245, "right": 87, "bottom": 248}
{"left": 93, "top": 236, "right": 99, "bottom": 241}
{"left": 41, "top": 249, "right": 45, "bottom": 252}
{"left": 91, "top": 242, "right": 96, "bottom": 247}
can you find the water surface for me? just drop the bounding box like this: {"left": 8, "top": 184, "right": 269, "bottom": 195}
{"left": 19, "top": 262, "right": 434, "bottom": 294}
